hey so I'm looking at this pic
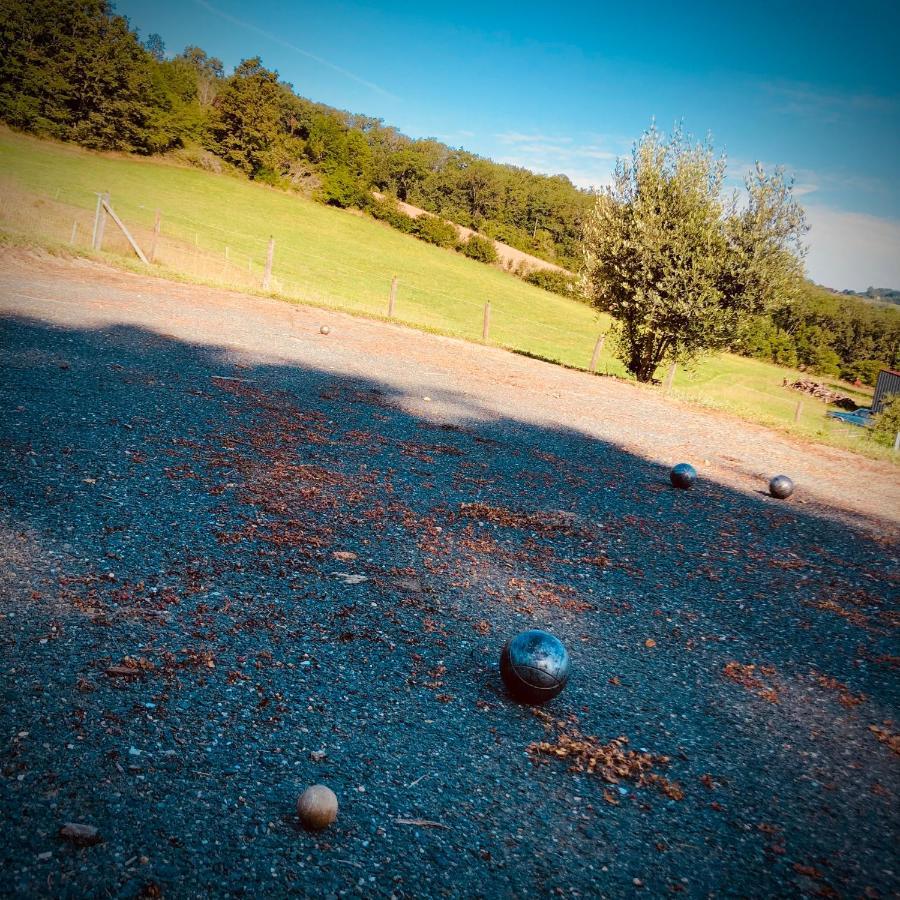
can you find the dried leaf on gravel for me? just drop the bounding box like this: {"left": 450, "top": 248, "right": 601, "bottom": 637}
{"left": 527, "top": 710, "right": 684, "bottom": 800}
{"left": 868, "top": 723, "right": 900, "bottom": 756}
{"left": 105, "top": 656, "right": 155, "bottom": 678}
{"left": 458, "top": 502, "right": 584, "bottom": 537}
{"left": 722, "top": 661, "right": 779, "bottom": 703}
{"left": 812, "top": 671, "right": 867, "bottom": 708}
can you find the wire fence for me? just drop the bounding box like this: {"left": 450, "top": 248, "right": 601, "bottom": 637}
{"left": 0, "top": 180, "right": 608, "bottom": 366}
{"left": 2, "top": 178, "right": 895, "bottom": 458}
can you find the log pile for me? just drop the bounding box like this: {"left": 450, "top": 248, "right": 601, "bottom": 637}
{"left": 788, "top": 379, "right": 857, "bottom": 409}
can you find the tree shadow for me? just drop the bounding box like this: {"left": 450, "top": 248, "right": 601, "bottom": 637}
{"left": 0, "top": 315, "right": 897, "bottom": 898}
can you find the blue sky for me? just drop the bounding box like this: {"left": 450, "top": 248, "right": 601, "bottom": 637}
{"left": 117, "top": 0, "right": 900, "bottom": 290}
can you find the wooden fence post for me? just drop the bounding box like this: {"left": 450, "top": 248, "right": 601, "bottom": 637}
{"left": 91, "top": 194, "right": 100, "bottom": 248}
{"left": 893, "top": 431, "right": 899, "bottom": 453}
{"left": 388, "top": 275, "right": 398, "bottom": 317}
{"left": 794, "top": 400, "right": 803, "bottom": 423}
{"left": 589, "top": 334, "right": 606, "bottom": 372}
{"left": 101, "top": 196, "right": 149, "bottom": 264}
{"left": 149, "top": 210, "right": 161, "bottom": 262}
{"left": 262, "top": 236, "right": 275, "bottom": 290}
{"left": 91, "top": 192, "right": 108, "bottom": 250}
{"left": 70, "top": 221, "right": 78, "bottom": 245}
{"left": 663, "top": 362, "right": 676, "bottom": 394}
{"left": 482, "top": 302, "right": 491, "bottom": 341}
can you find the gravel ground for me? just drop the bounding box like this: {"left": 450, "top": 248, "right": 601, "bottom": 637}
{"left": 1, "top": 250, "right": 898, "bottom": 898}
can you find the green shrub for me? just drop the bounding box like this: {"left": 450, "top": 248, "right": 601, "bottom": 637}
{"left": 318, "top": 167, "right": 366, "bottom": 208}
{"left": 462, "top": 234, "right": 498, "bottom": 264}
{"left": 254, "top": 167, "right": 285, "bottom": 188}
{"left": 523, "top": 268, "right": 580, "bottom": 297}
{"left": 739, "top": 317, "right": 799, "bottom": 367}
{"left": 805, "top": 345, "right": 842, "bottom": 377}
{"left": 840, "top": 359, "right": 888, "bottom": 386}
{"left": 769, "top": 331, "right": 799, "bottom": 368}
{"left": 872, "top": 394, "right": 900, "bottom": 446}
{"left": 413, "top": 215, "right": 458, "bottom": 248}
{"left": 369, "top": 196, "right": 416, "bottom": 233}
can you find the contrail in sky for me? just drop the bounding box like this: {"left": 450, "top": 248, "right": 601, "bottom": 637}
{"left": 192, "top": 0, "right": 400, "bottom": 101}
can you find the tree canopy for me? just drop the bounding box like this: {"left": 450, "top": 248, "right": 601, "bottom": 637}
{"left": 0, "top": 0, "right": 593, "bottom": 268}
{"left": 582, "top": 126, "right": 808, "bottom": 382}
{"left": 0, "top": 0, "right": 896, "bottom": 383}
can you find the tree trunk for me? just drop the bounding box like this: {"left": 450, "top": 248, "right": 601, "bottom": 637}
{"left": 627, "top": 340, "right": 667, "bottom": 383}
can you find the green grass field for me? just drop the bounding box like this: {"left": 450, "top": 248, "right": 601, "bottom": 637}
{"left": 0, "top": 128, "right": 884, "bottom": 457}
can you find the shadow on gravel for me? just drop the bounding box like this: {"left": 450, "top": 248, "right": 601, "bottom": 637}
{"left": 1, "top": 315, "right": 898, "bottom": 899}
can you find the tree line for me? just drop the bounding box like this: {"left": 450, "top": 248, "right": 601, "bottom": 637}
{"left": 741, "top": 283, "right": 900, "bottom": 385}
{"left": 0, "top": 0, "right": 590, "bottom": 269}
{"left": 1, "top": 0, "right": 896, "bottom": 386}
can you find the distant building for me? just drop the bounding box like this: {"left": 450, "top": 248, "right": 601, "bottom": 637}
{"left": 872, "top": 369, "right": 900, "bottom": 413}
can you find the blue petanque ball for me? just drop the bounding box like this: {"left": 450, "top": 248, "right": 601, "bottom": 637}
{"left": 500, "top": 629, "right": 570, "bottom": 704}
{"left": 769, "top": 475, "right": 794, "bottom": 499}
{"left": 670, "top": 463, "right": 697, "bottom": 489}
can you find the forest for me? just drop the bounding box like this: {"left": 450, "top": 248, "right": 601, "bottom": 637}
{"left": 0, "top": 0, "right": 896, "bottom": 383}
{"left": 0, "top": 0, "right": 591, "bottom": 268}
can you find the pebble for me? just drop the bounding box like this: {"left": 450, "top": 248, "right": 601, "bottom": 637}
{"left": 59, "top": 823, "right": 101, "bottom": 846}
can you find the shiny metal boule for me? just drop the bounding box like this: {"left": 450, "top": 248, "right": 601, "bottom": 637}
{"left": 670, "top": 463, "right": 697, "bottom": 489}
{"left": 500, "top": 629, "right": 570, "bottom": 704}
{"left": 769, "top": 475, "right": 794, "bottom": 499}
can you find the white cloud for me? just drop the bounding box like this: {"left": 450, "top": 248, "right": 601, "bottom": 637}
{"left": 804, "top": 206, "right": 900, "bottom": 290}
{"left": 727, "top": 158, "right": 885, "bottom": 198}
{"left": 491, "top": 133, "right": 622, "bottom": 190}
{"left": 580, "top": 147, "right": 618, "bottom": 160}
{"left": 496, "top": 132, "right": 573, "bottom": 145}
{"left": 758, "top": 81, "right": 897, "bottom": 123}
{"left": 497, "top": 155, "right": 611, "bottom": 191}
{"left": 564, "top": 171, "right": 614, "bottom": 191}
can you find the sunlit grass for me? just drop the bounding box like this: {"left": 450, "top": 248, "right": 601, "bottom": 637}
{"left": 0, "top": 127, "right": 888, "bottom": 459}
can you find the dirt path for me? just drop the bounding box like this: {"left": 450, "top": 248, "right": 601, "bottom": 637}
{"left": 1, "top": 249, "right": 896, "bottom": 531}
{"left": 371, "top": 192, "right": 568, "bottom": 274}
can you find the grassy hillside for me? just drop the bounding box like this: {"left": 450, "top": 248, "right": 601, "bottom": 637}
{"left": 0, "top": 129, "right": 601, "bottom": 360}
{"left": 0, "top": 129, "right": 881, "bottom": 455}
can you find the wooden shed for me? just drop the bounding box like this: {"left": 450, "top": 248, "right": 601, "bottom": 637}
{"left": 872, "top": 369, "right": 900, "bottom": 413}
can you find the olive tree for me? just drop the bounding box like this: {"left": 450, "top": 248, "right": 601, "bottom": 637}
{"left": 582, "top": 125, "right": 807, "bottom": 382}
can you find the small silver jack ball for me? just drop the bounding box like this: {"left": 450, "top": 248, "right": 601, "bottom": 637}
{"left": 769, "top": 475, "right": 794, "bottom": 499}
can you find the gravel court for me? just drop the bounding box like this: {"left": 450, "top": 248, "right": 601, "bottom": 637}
{"left": 0, "top": 251, "right": 897, "bottom": 532}
{"left": 0, "top": 249, "right": 898, "bottom": 898}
